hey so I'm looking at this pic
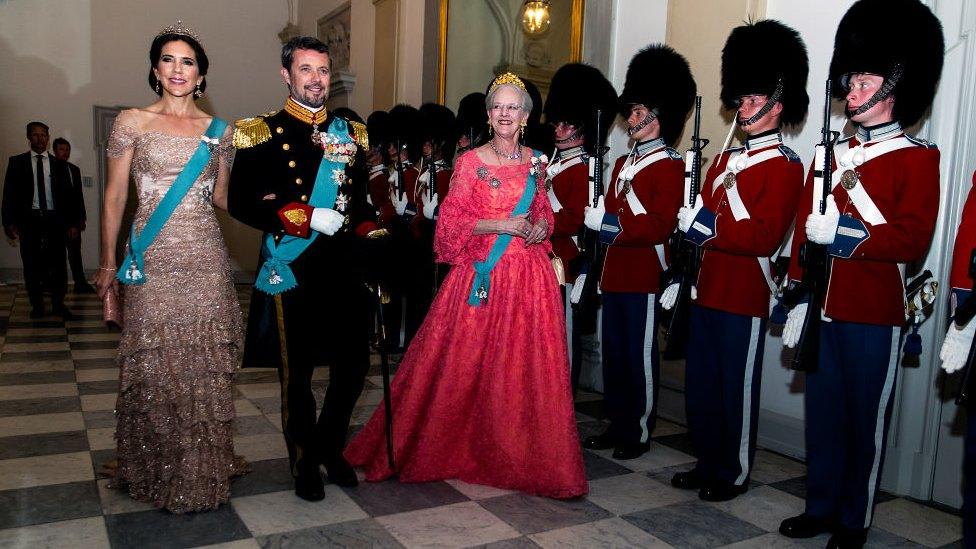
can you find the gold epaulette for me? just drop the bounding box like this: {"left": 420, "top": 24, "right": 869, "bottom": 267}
{"left": 233, "top": 116, "right": 272, "bottom": 149}
{"left": 348, "top": 120, "right": 369, "bottom": 150}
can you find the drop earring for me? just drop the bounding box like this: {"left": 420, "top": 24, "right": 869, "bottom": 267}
{"left": 194, "top": 84, "right": 203, "bottom": 98}
{"left": 488, "top": 123, "right": 493, "bottom": 137}
{"left": 155, "top": 80, "right": 161, "bottom": 94}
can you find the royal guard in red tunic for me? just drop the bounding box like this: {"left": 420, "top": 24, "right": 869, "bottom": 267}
{"left": 940, "top": 171, "right": 976, "bottom": 548}
{"left": 542, "top": 63, "right": 617, "bottom": 392}
{"left": 454, "top": 92, "right": 488, "bottom": 159}
{"left": 582, "top": 45, "right": 695, "bottom": 460}
{"left": 667, "top": 20, "right": 808, "bottom": 503}
{"left": 416, "top": 103, "right": 456, "bottom": 288}
{"left": 365, "top": 110, "right": 396, "bottom": 229}
{"left": 779, "top": 1, "right": 944, "bottom": 545}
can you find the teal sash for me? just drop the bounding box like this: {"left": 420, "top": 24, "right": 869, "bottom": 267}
{"left": 468, "top": 150, "right": 541, "bottom": 307}
{"left": 255, "top": 117, "right": 352, "bottom": 295}
{"left": 118, "top": 118, "right": 227, "bottom": 285}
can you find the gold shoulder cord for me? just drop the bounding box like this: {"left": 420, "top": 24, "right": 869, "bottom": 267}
{"left": 348, "top": 120, "right": 369, "bottom": 149}
{"left": 233, "top": 116, "right": 272, "bottom": 149}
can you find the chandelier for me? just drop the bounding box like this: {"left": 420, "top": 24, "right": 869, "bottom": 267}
{"left": 521, "top": 0, "right": 551, "bottom": 36}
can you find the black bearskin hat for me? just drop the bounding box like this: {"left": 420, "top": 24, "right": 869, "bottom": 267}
{"left": 388, "top": 104, "right": 422, "bottom": 162}
{"left": 366, "top": 110, "right": 390, "bottom": 150}
{"left": 829, "top": 0, "right": 944, "bottom": 127}
{"left": 543, "top": 63, "right": 618, "bottom": 147}
{"left": 721, "top": 19, "right": 809, "bottom": 127}
{"left": 455, "top": 92, "right": 488, "bottom": 147}
{"left": 619, "top": 45, "right": 696, "bottom": 146}
{"left": 419, "top": 103, "right": 457, "bottom": 162}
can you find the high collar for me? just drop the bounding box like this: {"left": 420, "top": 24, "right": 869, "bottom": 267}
{"left": 554, "top": 145, "right": 585, "bottom": 161}
{"left": 744, "top": 129, "right": 782, "bottom": 151}
{"left": 856, "top": 121, "right": 902, "bottom": 143}
{"left": 634, "top": 137, "right": 666, "bottom": 156}
{"left": 284, "top": 96, "right": 328, "bottom": 126}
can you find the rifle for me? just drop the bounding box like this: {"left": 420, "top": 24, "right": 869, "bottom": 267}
{"left": 427, "top": 153, "right": 440, "bottom": 295}
{"left": 369, "top": 283, "right": 396, "bottom": 470}
{"left": 662, "top": 96, "right": 708, "bottom": 359}
{"left": 782, "top": 80, "right": 839, "bottom": 372}
{"left": 571, "top": 108, "right": 609, "bottom": 334}
{"left": 955, "top": 250, "right": 976, "bottom": 405}
{"left": 395, "top": 139, "right": 407, "bottom": 203}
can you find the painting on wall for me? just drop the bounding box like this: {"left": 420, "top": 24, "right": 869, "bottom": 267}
{"left": 318, "top": 3, "right": 352, "bottom": 72}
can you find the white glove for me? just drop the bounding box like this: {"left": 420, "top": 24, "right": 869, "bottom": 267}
{"left": 584, "top": 196, "right": 606, "bottom": 231}
{"left": 782, "top": 303, "right": 807, "bottom": 348}
{"left": 394, "top": 195, "right": 408, "bottom": 216}
{"left": 805, "top": 195, "right": 840, "bottom": 245}
{"left": 677, "top": 195, "right": 704, "bottom": 233}
{"left": 940, "top": 319, "right": 976, "bottom": 374}
{"left": 310, "top": 208, "right": 344, "bottom": 236}
{"left": 659, "top": 283, "right": 696, "bottom": 310}
{"left": 422, "top": 195, "right": 438, "bottom": 220}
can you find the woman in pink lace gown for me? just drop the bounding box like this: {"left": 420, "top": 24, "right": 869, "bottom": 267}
{"left": 345, "top": 74, "right": 587, "bottom": 498}
{"left": 96, "top": 27, "right": 245, "bottom": 513}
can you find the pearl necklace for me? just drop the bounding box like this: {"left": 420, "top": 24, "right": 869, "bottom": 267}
{"left": 489, "top": 139, "right": 522, "bottom": 160}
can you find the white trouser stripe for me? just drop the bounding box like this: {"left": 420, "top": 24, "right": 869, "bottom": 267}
{"left": 736, "top": 317, "right": 762, "bottom": 486}
{"left": 864, "top": 327, "right": 900, "bottom": 528}
{"left": 639, "top": 294, "right": 656, "bottom": 443}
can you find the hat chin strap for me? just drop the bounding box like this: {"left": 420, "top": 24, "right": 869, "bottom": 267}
{"left": 554, "top": 125, "right": 584, "bottom": 145}
{"left": 848, "top": 63, "right": 903, "bottom": 118}
{"left": 627, "top": 108, "right": 659, "bottom": 136}
{"left": 739, "top": 78, "right": 784, "bottom": 127}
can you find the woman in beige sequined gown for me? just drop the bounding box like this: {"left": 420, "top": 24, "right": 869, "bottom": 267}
{"left": 95, "top": 28, "right": 245, "bottom": 513}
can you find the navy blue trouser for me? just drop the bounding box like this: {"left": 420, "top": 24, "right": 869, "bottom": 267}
{"left": 601, "top": 291, "right": 659, "bottom": 445}
{"left": 965, "top": 404, "right": 976, "bottom": 548}
{"left": 805, "top": 320, "right": 902, "bottom": 531}
{"left": 685, "top": 305, "right": 765, "bottom": 487}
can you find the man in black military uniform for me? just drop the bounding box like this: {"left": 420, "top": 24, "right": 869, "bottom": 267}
{"left": 228, "top": 36, "right": 376, "bottom": 501}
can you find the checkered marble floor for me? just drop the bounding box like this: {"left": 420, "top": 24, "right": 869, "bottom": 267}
{"left": 0, "top": 284, "right": 964, "bottom": 548}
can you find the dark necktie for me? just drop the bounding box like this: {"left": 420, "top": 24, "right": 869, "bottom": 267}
{"left": 35, "top": 154, "right": 48, "bottom": 211}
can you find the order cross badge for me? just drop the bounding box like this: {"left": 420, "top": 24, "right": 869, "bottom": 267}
{"left": 335, "top": 192, "right": 349, "bottom": 212}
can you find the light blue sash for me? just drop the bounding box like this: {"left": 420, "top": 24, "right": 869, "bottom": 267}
{"left": 468, "top": 150, "right": 541, "bottom": 307}
{"left": 255, "top": 117, "right": 352, "bottom": 295}
{"left": 118, "top": 118, "right": 227, "bottom": 285}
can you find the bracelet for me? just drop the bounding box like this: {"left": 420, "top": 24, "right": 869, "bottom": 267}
{"left": 97, "top": 266, "right": 116, "bottom": 272}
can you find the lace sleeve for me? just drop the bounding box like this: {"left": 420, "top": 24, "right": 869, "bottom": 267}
{"left": 218, "top": 127, "right": 235, "bottom": 168}
{"left": 528, "top": 166, "right": 555, "bottom": 250}
{"left": 106, "top": 110, "right": 140, "bottom": 158}
{"left": 435, "top": 152, "right": 481, "bottom": 265}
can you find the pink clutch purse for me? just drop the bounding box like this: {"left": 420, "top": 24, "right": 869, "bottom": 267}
{"left": 103, "top": 290, "right": 123, "bottom": 329}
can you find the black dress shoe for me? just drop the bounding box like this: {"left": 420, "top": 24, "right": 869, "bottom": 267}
{"left": 698, "top": 481, "right": 747, "bottom": 502}
{"left": 612, "top": 441, "right": 651, "bottom": 460}
{"left": 826, "top": 526, "right": 868, "bottom": 549}
{"left": 583, "top": 432, "right": 615, "bottom": 450}
{"left": 779, "top": 513, "right": 835, "bottom": 539}
{"left": 29, "top": 307, "right": 45, "bottom": 319}
{"left": 295, "top": 469, "right": 325, "bottom": 501}
{"left": 670, "top": 469, "right": 703, "bottom": 490}
{"left": 323, "top": 455, "right": 358, "bottom": 487}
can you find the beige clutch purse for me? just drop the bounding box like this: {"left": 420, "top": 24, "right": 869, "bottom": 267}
{"left": 549, "top": 253, "right": 566, "bottom": 286}
{"left": 103, "top": 289, "right": 123, "bottom": 329}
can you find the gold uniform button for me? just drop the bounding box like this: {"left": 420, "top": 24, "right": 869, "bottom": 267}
{"left": 276, "top": 126, "right": 284, "bottom": 134}
{"left": 282, "top": 143, "right": 290, "bottom": 151}
{"left": 288, "top": 160, "right": 297, "bottom": 168}
{"left": 300, "top": 194, "right": 308, "bottom": 202}
{"left": 295, "top": 177, "right": 303, "bottom": 185}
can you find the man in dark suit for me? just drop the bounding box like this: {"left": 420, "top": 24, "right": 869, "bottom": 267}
{"left": 2, "top": 122, "right": 79, "bottom": 318}
{"left": 52, "top": 137, "right": 94, "bottom": 293}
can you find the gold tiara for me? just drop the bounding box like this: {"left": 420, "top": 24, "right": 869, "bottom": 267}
{"left": 489, "top": 72, "right": 527, "bottom": 94}
{"left": 156, "top": 20, "right": 202, "bottom": 46}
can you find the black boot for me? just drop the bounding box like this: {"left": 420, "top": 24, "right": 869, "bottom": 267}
{"left": 826, "top": 526, "right": 868, "bottom": 549}
{"left": 698, "top": 480, "right": 747, "bottom": 502}
{"left": 294, "top": 466, "right": 325, "bottom": 501}
{"left": 612, "top": 441, "right": 651, "bottom": 460}
{"left": 323, "top": 454, "right": 358, "bottom": 487}
{"left": 583, "top": 431, "right": 615, "bottom": 450}
{"left": 779, "top": 513, "right": 835, "bottom": 539}
{"left": 670, "top": 469, "right": 704, "bottom": 490}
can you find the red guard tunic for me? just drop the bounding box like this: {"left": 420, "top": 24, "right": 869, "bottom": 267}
{"left": 788, "top": 129, "right": 940, "bottom": 326}
{"left": 690, "top": 133, "right": 804, "bottom": 318}
{"left": 950, "top": 172, "right": 976, "bottom": 294}
{"left": 600, "top": 140, "right": 684, "bottom": 294}
{"left": 545, "top": 146, "right": 589, "bottom": 279}
{"left": 368, "top": 164, "right": 396, "bottom": 227}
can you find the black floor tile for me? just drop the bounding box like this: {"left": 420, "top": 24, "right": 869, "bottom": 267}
{"left": 69, "top": 340, "right": 118, "bottom": 350}
{"left": 0, "top": 430, "right": 89, "bottom": 460}
{"left": 768, "top": 476, "right": 807, "bottom": 499}
{"left": 342, "top": 479, "right": 468, "bottom": 517}
{"left": 230, "top": 458, "right": 294, "bottom": 498}
{"left": 74, "top": 358, "right": 116, "bottom": 369}
{"left": 622, "top": 500, "right": 766, "bottom": 548}
{"left": 0, "top": 396, "right": 80, "bottom": 418}
{"left": 104, "top": 504, "right": 252, "bottom": 548}
{"left": 257, "top": 517, "right": 405, "bottom": 548}
{"left": 0, "top": 350, "right": 72, "bottom": 363}
{"left": 0, "top": 370, "right": 75, "bottom": 386}
{"left": 77, "top": 380, "right": 119, "bottom": 395}
{"left": 583, "top": 450, "right": 633, "bottom": 481}
{"left": 478, "top": 492, "right": 612, "bottom": 535}
{"left": 655, "top": 432, "right": 696, "bottom": 456}
{"left": 0, "top": 481, "right": 101, "bottom": 529}
{"left": 4, "top": 335, "right": 67, "bottom": 344}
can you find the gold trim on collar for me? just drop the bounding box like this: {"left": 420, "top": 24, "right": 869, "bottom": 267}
{"left": 284, "top": 97, "right": 328, "bottom": 126}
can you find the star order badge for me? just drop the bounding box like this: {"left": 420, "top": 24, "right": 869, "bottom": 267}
{"left": 840, "top": 169, "right": 859, "bottom": 190}
{"left": 335, "top": 192, "right": 350, "bottom": 212}
{"left": 723, "top": 172, "right": 736, "bottom": 189}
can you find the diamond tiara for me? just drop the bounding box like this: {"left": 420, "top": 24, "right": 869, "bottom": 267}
{"left": 156, "top": 20, "right": 203, "bottom": 46}
{"left": 489, "top": 72, "right": 527, "bottom": 95}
